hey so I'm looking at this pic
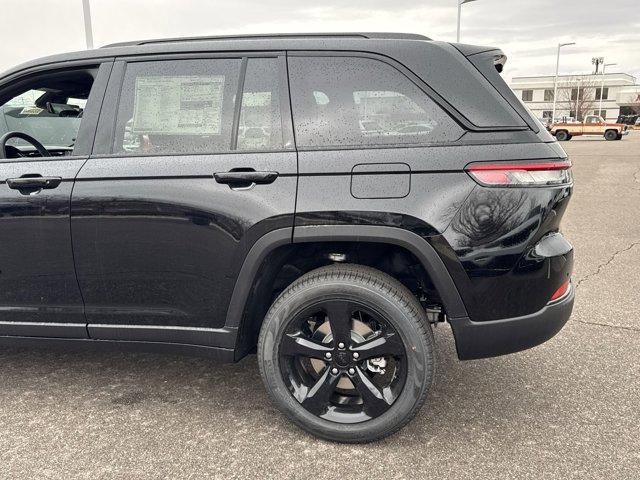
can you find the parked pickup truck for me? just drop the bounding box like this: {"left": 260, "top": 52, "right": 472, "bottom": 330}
{"left": 550, "top": 115, "right": 629, "bottom": 141}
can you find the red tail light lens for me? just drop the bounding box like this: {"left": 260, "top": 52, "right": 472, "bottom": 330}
{"left": 550, "top": 280, "right": 570, "bottom": 301}
{"left": 466, "top": 160, "right": 572, "bottom": 187}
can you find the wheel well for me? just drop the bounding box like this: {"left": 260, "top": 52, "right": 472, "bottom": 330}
{"left": 233, "top": 242, "right": 442, "bottom": 358}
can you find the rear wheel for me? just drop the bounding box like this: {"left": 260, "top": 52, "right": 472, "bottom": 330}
{"left": 605, "top": 129, "right": 618, "bottom": 141}
{"left": 555, "top": 130, "right": 570, "bottom": 141}
{"left": 257, "top": 264, "right": 434, "bottom": 443}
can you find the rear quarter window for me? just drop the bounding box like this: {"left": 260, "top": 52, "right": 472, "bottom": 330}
{"left": 287, "top": 56, "right": 463, "bottom": 149}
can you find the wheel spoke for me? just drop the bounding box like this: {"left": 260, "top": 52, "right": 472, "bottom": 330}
{"left": 298, "top": 367, "right": 341, "bottom": 415}
{"left": 351, "top": 332, "right": 405, "bottom": 360}
{"left": 324, "top": 301, "right": 353, "bottom": 346}
{"left": 351, "top": 366, "right": 393, "bottom": 418}
{"left": 280, "top": 332, "right": 332, "bottom": 359}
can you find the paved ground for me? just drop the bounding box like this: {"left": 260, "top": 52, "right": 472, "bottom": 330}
{"left": 1, "top": 132, "right": 639, "bottom": 480}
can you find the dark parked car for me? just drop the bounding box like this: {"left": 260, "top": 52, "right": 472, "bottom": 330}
{"left": 0, "top": 33, "right": 574, "bottom": 442}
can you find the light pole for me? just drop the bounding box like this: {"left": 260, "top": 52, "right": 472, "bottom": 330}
{"left": 599, "top": 62, "right": 617, "bottom": 120}
{"left": 82, "top": 0, "right": 94, "bottom": 49}
{"left": 551, "top": 42, "right": 575, "bottom": 123}
{"left": 575, "top": 77, "right": 582, "bottom": 121}
{"left": 457, "top": 0, "right": 478, "bottom": 43}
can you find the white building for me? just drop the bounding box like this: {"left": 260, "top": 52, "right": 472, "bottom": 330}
{"left": 510, "top": 73, "right": 640, "bottom": 123}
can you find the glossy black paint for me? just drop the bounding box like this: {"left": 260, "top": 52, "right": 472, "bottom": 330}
{"left": 0, "top": 159, "right": 86, "bottom": 328}
{"left": 293, "top": 140, "right": 572, "bottom": 322}
{"left": 0, "top": 33, "right": 574, "bottom": 362}
{"left": 71, "top": 152, "right": 297, "bottom": 329}
{"left": 442, "top": 183, "right": 573, "bottom": 321}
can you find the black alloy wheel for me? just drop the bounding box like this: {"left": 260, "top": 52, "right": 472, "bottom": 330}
{"left": 258, "top": 264, "right": 434, "bottom": 443}
{"left": 279, "top": 300, "right": 407, "bottom": 423}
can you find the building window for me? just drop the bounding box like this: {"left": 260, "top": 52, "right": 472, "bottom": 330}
{"left": 595, "top": 87, "right": 609, "bottom": 100}
{"left": 594, "top": 109, "right": 606, "bottom": 119}
{"left": 542, "top": 110, "right": 553, "bottom": 119}
{"left": 544, "top": 89, "right": 554, "bottom": 101}
{"left": 570, "top": 88, "right": 584, "bottom": 101}
{"left": 521, "top": 89, "right": 533, "bottom": 102}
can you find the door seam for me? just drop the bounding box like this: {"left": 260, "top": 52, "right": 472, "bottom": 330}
{"left": 284, "top": 51, "right": 299, "bottom": 242}
{"left": 69, "top": 157, "right": 91, "bottom": 337}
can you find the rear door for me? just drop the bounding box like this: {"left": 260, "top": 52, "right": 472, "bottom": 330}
{"left": 0, "top": 62, "right": 110, "bottom": 338}
{"left": 71, "top": 54, "right": 296, "bottom": 346}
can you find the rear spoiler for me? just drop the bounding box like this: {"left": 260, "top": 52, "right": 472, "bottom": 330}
{"left": 493, "top": 53, "right": 507, "bottom": 73}
{"left": 457, "top": 45, "right": 540, "bottom": 133}
{"left": 452, "top": 43, "right": 508, "bottom": 73}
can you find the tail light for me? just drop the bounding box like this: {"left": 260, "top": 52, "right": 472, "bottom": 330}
{"left": 466, "top": 160, "right": 572, "bottom": 187}
{"left": 550, "top": 280, "right": 571, "bottom": 301}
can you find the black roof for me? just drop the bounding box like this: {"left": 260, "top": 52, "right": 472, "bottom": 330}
{"left": 0, "top": 32, "right": 436, "bottom": 81}
{"left": 0, "top": 32, "right": 433, "bottom": 81}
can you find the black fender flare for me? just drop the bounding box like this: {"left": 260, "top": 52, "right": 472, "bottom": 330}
{"left": 223, "top": 225, "right": 469, "bottom": 333}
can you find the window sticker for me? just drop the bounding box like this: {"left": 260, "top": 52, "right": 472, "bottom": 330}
{"left": 19, "top": 106, "right": 44, "bottom": 116}
{"left": 132, "top": 75, "right": 225, "bottom": 135}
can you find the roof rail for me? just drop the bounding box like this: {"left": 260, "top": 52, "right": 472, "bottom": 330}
{"left": 101, "top": 32, "right": 431, "bottom": 48}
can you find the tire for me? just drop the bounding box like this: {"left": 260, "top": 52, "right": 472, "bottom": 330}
{"left": 604, "top": 129, "right": 618, "bottom": 141}
{"left": 555, "top": 130, "right": 569, "bottom": 141}
{"left": 257, "top": 264, "right": 434, "bottom": 443}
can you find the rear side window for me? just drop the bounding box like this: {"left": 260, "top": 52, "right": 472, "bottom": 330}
{"left": 288, "top": 56, "right": 462, "bottom": 149}
{"left": 113, "top": 59, "right": 241, "bottom": 155}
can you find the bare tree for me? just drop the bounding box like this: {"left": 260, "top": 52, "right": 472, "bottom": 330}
{"left": 556, "top": 76, "right": 600, "bottom": 121}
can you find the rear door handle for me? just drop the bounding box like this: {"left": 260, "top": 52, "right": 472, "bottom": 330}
{"left": 214, "top": 170, "right": 278, "bottom": 189}
{"left": 7, "top": 175, "right": 62, "bottom": 192}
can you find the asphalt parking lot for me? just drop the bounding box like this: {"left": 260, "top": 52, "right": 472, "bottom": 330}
{"left": 1, "top": 132, "right": 639, "bottom": 480}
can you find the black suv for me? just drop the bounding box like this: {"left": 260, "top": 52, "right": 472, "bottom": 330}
{"left": 0, "top": 33, "right": 574, "bottom": 442}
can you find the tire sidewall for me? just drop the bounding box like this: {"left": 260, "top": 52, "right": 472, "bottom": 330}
{"left": 259, "top": 275, "right": 433, "bottom": 442}
{"left": 556, "top": 130, "right": 568, "bottom": 141}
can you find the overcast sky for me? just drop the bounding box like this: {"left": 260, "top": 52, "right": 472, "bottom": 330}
{"left": 1, "top": 0, "right": 638, "bottom": 82}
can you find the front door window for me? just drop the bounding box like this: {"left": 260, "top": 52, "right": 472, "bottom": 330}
{"left": 0, "top": 71, "right": 94, "bottom": 158}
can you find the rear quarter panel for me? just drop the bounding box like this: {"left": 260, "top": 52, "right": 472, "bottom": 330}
{"left": 295, "top": 141, "right": 570, "bottom": 321}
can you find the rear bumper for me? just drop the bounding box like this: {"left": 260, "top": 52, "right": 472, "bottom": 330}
{"left": 449, "top": 283, "right": 574, "bottom": 360}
